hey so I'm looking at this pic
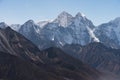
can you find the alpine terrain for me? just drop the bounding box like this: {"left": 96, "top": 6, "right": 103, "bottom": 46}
{"left": 0, "top": 11, "right": 120, "bottom": 80}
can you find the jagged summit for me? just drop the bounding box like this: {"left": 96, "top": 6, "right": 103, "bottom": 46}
{"left": 58, "top": 11, "right": 72, "bottom": 17}
{"left": 76, "top": 12, "right": 86, "bottom": 18}
{"left": 0, "top": 22, "right": 8, "bottom": 29}
{"left": 12, "top": 11, "right": 98, "bottom": 49}
{"left": 10, "top": 24, "right": 21, "bottom": 31}
{"left": 94, "top": 17, "right": 120, "bottom": 49}
{"left": 20, "top": 19, "right": 37, "bottom": 30}
{"left": 58, "top": 11, "right": 86, "bottom": 18}
{"left": 53, "top": 11, "right": 89, "bottom": 27}
{"left": 54, "top": 11, "right": 73, "bottom": 27}
{"left": 114, "top": 17, "right": 120, "bottom": 20}
{"left": 110, "top": 17, "right": 120, "bottom": 25}
{"left": 24, "top": 20, "right": 35, "bottom": 24}
{"left": 2, "top": 11, "right": 120, "bottom": 50}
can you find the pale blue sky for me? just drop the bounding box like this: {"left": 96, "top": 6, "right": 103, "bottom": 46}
{"left": 0, "top": 0, "right": 120, "bottom": 25}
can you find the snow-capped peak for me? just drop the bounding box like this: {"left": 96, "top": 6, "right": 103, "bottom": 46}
{"left": 10, "top": 24, "right": 21, "bottom": 31}
{"left": 20, "top": 20, "right": 36, "bottom": 33}
{"left": 22, "top": 20, "right": 36, "bottom": 29}
{"left": 25, "top": 20, "right": 35, "bottom": 25}
{"left": 110, "top": 17, "right": 120, "bottom": 25}
{"left": 113, "top": 17, "right": 120, "bottom": 22}
{"left": 109, "top": 17, "right": 120, "bottom": 43}
{"left": 53, "top": 11, "right": 73, "bottom": 27}
{"left": 0, "top": 22, "right": 8, "bottom": 29}
{"left": 58, "top": 11, "right": 72, "bottom": 16}
{"left": 74, "top": 12, "right": 87, "bottom": 22}
{"left": 19, "top": 19, "right": 41, "bottom": 37}
{"left": 76, "top": 12, "right": 86, "bottom": 18}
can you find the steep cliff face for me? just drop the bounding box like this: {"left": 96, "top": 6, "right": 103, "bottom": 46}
{"left": 17, "top": 12, "right": 99, "bottom": 50}
{"left": 94, "top": 17, "right": 120, "bottom": 48}
{"left": 2, "top": 12, "right": 120, "bottom": 50}
{"left": 0, "top": 27, "right": 43, "bottom": 63}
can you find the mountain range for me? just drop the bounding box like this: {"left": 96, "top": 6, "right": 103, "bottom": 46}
{"left": 0, "top": 11, "right": 120, "bottom": 80}
{"left": 62, "top": 43, "right": 120, "bottom": 75}
{"left": 1, "top": 11, "right": 120, "bottom": 50}
{"left": 0, "top": 27, "right": 104, "bottom": 80}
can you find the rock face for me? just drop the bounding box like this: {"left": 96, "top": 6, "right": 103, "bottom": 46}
{"left": 0, "top": 12, "right": 120, "bottom": 80}
{"left": 0, "top": 27, "right": 102, "bottom": 80}
{"left": 0, "top": 22, "right": 8, "bottom": 29}
{"left": 18, "top": 20, "right": 43, "bottom": 49}
{"left": 0, "top": 27, "right": 43, "bottom": 63}
{"left": 10, "top": 24, "right": 21, "bottom": 31}
{"left": 94, "top": 17, "right": 120, "bottom": 49}
{"left": 62, "top": 42, "right": 120, "bottom": 75}
{"left": 53, "top": 11, "right": 73, "bottom": 27}
{"left": 2, "top": 12, "right": 120, "bottom": 50}
{"left": 18, "top": 12, "right": 99, "bottom": 50}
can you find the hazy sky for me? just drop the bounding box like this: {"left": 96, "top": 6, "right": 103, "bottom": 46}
{"left": 0, "top": 0, "right": 120, "bottom": 25}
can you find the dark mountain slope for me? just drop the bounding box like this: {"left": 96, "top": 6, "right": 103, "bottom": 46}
{"left": 0, "top": 27, "right": 43, "bottom": 63}
{"left": 40, "top": 47, "right": 101, "bottom": 80}
{"left": 0, "top": 51, "right": 63, "bottom": 80}
{"left": 0, "top": 27, "right": 102, "bottom": 80}
{"left": 62, "top": 42, "right": 120, "bottom": 75}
